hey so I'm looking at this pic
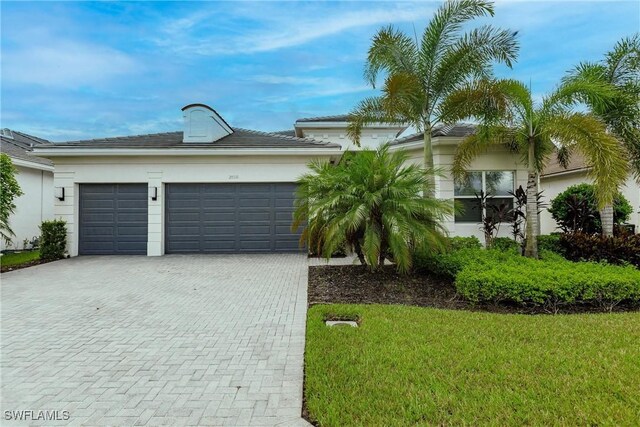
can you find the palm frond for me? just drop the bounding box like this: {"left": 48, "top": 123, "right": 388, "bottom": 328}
{"left": 364, "top": 25, "right": 418, "bottom": 87}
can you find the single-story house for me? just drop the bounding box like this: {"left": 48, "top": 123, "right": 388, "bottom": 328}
{"left": 1, "top": 129, "right": 54, "bottom": 250}
{"left": 540, "top": 151, "right": 640, "bottom": 234}
{"left": 34, "top": 105, "right": 532, "bottom": 256}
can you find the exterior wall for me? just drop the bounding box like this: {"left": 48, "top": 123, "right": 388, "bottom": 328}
{"left": 540, "top": 172, "right": 640, "bottom": 234}
{"left": 51, "top": 155, "right": 335, "bottom": 257}
{"left": 1, "top": 164, "right": 54, "bottom": 250}
{"left": 297, "top": 127, "right": 403, "bottom": 151}
{"left": 394, "top": 140, "right": 529, "bottom": 243}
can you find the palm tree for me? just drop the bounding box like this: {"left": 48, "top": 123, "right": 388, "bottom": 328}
{"left": 347, "top": 0, "right": 519, "bottom": 196}
{"left": 292, "top": 144, "right": 453, "bottom": 273}
{"left": 442, "top": 78, "right": 628, "bottom": 258}
{"left": 565, "top": 34, "right": 640, "bottom": 236}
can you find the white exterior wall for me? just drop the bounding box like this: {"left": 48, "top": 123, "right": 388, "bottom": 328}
{"left": 51, "top": 155, "right": 335, "bottom": 257}
{"left": 540, "top": 172, "right": 640, "bottom": 234}
{"left": 297, "top": 126, "right": 404, "bottom": 151}
{"left": 393, "top": 140, "right": 529, "bottom": 242}
{"left": 2, "top": 164, "right": 54, "bottom": 250}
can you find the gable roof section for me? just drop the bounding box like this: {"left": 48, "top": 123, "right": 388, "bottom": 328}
{"left": 295, "top": 114, "right": 350, "bottom": 123}
{"left": 542, "top": 150, "right": 588, "bottom": 177}
{"left": 390, "top": 123, "right": 476, "bottom": 146}
{"left": 34, "top": 128, "right": 340, "bottom": 153}
{"left": 1, "top": 130, "right": 53, "bottom": 167}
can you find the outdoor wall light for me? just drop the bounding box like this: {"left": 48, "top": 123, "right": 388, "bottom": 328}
{"left": 149, "top": 186, "right": 158, "bottom": 201}
{"left": 55, "top": 187, "right": 65, "bottom": 201}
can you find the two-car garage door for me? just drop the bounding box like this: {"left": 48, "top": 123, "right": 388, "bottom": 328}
{"left": 78, "top": 183, "right": 302, "bottom": 255}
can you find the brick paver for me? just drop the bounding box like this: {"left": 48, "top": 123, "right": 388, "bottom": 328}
{"left": 1, "top": 255, "right": 310, "bottom": 426}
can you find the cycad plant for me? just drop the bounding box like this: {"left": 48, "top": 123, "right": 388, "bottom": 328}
{"left": 347, "top": 0, "right": 519, "bottom": 196}
{"left": 442, "top": 78, "right": 628, "bottom": 258}
{"left": 292, "top": 144, "right": 453, "bottom": 273}
{"left": 564, "top": 34, "right": 640, "bottom": 235}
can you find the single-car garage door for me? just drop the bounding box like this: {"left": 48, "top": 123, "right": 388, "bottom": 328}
{"left": 79, "top": 184, "right": 148, "bottom": 255}
{"left": 165, "top": 183, "right": 303, "bottom": 253}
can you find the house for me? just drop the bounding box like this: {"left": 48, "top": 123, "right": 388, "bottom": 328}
{"left": 0, "top": 129, "right": 54, "bottom": 250}
{"left": 34, "top": 105, "right": 532, "bottom": 256}
{"left": 540, "top": 151, "right": 640, "bottom": 234}
{"left": 33, "top": 104, "right": 341, "bottom": 256}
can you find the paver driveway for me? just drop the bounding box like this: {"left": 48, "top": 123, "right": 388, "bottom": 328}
{"left": 1, "top": 255, "right": 310, "bottom": 426}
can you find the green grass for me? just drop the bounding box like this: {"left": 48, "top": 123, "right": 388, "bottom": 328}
{"left": 0, "top": 250, "right": 40, "bottom": 268}
{"left": 305, "top": 304, "right": 640, "bottom": 426}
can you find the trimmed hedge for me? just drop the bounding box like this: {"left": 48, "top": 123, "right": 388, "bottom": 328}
{"left": 40, "top": 219, "right": 67, "bottom": 261}
{"left": 537, "top": 234, "right": 562, "bottom": 254}
{"left": 491, "top": 237, "right": 520, "bottom": 252}
{"left": 559, "top": 233, "right": 640, "bottom": 268}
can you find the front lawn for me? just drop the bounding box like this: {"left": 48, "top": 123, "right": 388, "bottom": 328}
{"left": 0, "top": 250, "right": 40, "bottom": 272}
{"left": 305, "top": 304, "right": 640, "bottom": 426}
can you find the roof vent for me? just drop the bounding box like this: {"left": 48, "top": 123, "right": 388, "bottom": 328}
{"left": 1, "top": 129, "right": 14, "bottom": 139}
{"left": 181, "top": 104, "right": 233, "bottom": 143}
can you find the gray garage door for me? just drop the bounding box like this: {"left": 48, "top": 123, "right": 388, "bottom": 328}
{"left": 165, "top": 183, "right": 303, "bottom": 253}
{"left": 79, "top": 184, "right": 148, "bottom": 255}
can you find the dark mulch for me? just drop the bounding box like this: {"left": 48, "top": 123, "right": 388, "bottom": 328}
{"left": 1, "top": 259, "right": 51, "bottom": 273}
{"left": 308, "top": 264, "right": 639, "bottom": 315}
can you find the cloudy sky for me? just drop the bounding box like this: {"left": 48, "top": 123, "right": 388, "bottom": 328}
{"left": 1, "top": 1, "right": 638, "bottom": 142}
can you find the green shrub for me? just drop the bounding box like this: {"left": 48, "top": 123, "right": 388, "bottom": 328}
{"left": 491, "top": 237, "right": 520, "bottom": 252}
{"left": 456, "top": 257, "right": 640, "bottom": 310}
{"left": 548, "top": 184, "right": 632, "bottom": 233}
{"left": 40, "top": 219, "right": 67, "bottom": 261}
{"left": 559, "top": 233, "right": 640, "bottom": 268}
{"left": 448, "top": 236, "right": 482, "bottom": 250}
{"left": 537, "top": 234, "right": 562, "bottom": 254}
{"left": 414, "top": 245, "right": 514, "bottom": 279}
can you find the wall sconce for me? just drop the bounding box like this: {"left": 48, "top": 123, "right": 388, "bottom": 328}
{"left": 55, "top": 187, "right": 65, "bottom": 201}
{"left": 149, "top": 186, "right": 158, "bottom": 201}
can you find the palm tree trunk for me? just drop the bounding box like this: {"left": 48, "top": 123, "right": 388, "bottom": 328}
{"left": 600, "top": 205, "right": 614, "bottom": 236}
{"left": 524, "top": 141, "right": 539, "bottom": 258}
{"left": 423, "top": 128, "right": 435, "bottom": 198}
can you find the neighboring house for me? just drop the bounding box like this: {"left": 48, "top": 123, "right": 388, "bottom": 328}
{"left": 35, "top": 106, "right": 530, "bottom": 255}
{"left": 0, "top": 129, "right": 55, "bottom": 250}
{"left": 540, "top": 152, "right": 640, "bottom": 234}
{"left": 34, "top": 104, "right": 341, "bottom": 257}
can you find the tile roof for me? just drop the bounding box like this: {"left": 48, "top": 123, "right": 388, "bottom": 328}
{"left": 1, "top": 130, "right": 53, "bottom": 166}
{"left": 542, "top": 150, "right": 588, "bottom": 176}
{"left": 40, "top": 128, "right": 341, "bottom": 150}
{"left": 295, "top": 114, "right": 351, "bottom": 123}
{"left": 389, "top": 123, "right": 476, "bottom": 146}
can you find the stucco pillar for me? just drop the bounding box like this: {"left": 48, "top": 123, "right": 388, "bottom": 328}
{"left": 52, "top": 171, "right": 78, "bottom": 256}
{"left": 147, "top": 172, "right": 164, "bottom": 256}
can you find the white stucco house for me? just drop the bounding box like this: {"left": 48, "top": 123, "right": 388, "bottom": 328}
{"left": 540, "top": 152, "right": 640, "bottom": 234}
{"left": 33, "top": 104, "right": 533, "bottom": 256}
{"left": 0, "top": 129, "right": 54, "bottom": 251}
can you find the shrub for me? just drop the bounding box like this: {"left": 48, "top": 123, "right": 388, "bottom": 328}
{"left": 0, "top": 153, "right": 24, "bottom": 245}
{"left": 559, "top": 233, "right": 640, "bottom": 268}
{"left": 537, "top": 234, "right": 562, "bottom": 254}
{"left": 456, "top": 257, "right": 640, "bottom": 311}
{"left": 491, "top": 237, "right": 520, "bottom": 252}
{"left": 548, "top": 184, "right": 632, "bottom": 233}
{"left": 414, "top": 245, "right": 514, "bottom": 279}
{"left": 40, "top": 219, "right": 67, "bottom": 261}
{"left": 448, "top": 236, "right": 482, "bottom": 250}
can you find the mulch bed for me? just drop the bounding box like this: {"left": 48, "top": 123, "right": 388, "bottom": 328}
{"left": 308, "top": 264, "right": 639, "bottom": 315}
{"left": 1, "top": 259, "right": 51, "bottom": 273}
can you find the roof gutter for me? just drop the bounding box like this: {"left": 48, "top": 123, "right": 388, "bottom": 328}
{"left": 9, "top": 157, "right": 54, "bottom": 172}
{"left": 32, "top": 147, "right": 343, "bottom": 157}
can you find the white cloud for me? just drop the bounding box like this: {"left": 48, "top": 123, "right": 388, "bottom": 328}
{"left": 2, "top": 38, "right": 138, "bottom": 88}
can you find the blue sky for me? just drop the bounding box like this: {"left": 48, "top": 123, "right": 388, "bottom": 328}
{"left": 1, "top": 1, "right": 638, "bottom": 142}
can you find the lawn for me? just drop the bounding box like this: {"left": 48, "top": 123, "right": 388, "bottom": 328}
{"left": 0, "top": 250, "right": 40, "bottom": 270}
{"left": 305, "top": 304, "right": 640, "bottom": 426}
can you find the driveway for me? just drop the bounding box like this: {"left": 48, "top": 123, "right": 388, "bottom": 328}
{"left": 1, "top": 255, "right": 309, "bottom": 426}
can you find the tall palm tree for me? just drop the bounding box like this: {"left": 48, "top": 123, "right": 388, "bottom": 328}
{"left": 347, "top": 0, "right": 519, "bottom": 196}
{"left": 442, "top": 78, "right": 628, "bottom": 258}
{"left": 565, "top": 34, "right": 640, "bottom": 236}
{"left": 292, "top": 145, "right": 453, "bottom": 273}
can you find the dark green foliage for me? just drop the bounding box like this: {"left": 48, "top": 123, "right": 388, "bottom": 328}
{"left": 559, "top": 233, "right": 640, "bottom": 268}
{"left": 491, "top": 237, "right": 520, "bottom": 252}
{"left": 456, "top": 257, "right": 640, "bottom": 310}
{"left": 548, "top": 184, "right": 632, "bottom": 233}
{"left": 40, "top": 220, "right": 67, "bottom": 261}
{"left": 537, "top": 234, "right": 563, "bottom": 254}
{"left": 0, "top": 153, "right": 24, "bottom": 244}
{"left": 448, "top": 236, "right": 482, "bottom": 250}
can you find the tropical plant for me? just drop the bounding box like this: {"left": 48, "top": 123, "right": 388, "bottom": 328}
{"left": 347, "top": 0, "right": 519, "bottom": 196}
{"left": 443, "top": 77, "right": 628, "bottom": 258}
{"left": 0, "top": 153, "right": 24, "bottom": 245}
{"left": 548, "top": 183, "right": 632, "bottom": 234}
{"left": 565, "top": 34, "right": 640, "bottom": 235}
{"left": 292, "top": 144, "right": 454, "bottom": 273}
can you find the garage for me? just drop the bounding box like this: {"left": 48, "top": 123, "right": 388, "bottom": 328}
{"left": 79, "top": 184, "right": 148, "bottom": 255}
{"left": 165, "top": 183, "right": 303, "bottom": 253}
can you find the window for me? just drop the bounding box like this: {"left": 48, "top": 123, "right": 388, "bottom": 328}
{"left": 454, "top": 171, "right": 515, "bottom": 223}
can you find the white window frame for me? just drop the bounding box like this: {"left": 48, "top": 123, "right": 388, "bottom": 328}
{"left": 454, "top": 170, "right": 516, "bottom": 223}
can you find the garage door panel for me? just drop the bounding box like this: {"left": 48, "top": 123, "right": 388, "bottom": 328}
{"left": 165, "top": 183, "right": 302, "bottom": 253}
{"left": 79, "top": 184, "right": 147, "bottom": 255}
